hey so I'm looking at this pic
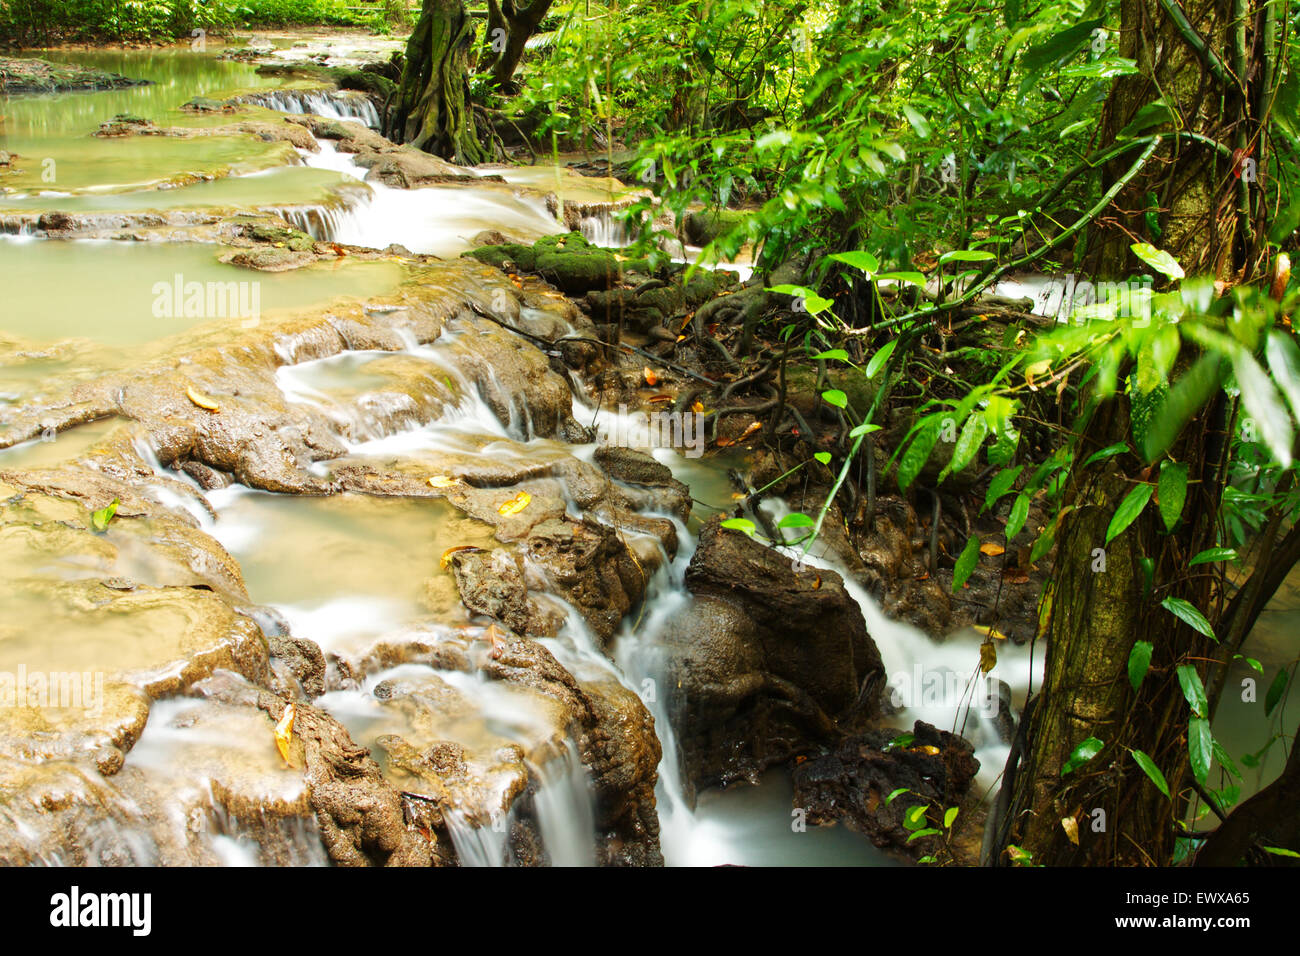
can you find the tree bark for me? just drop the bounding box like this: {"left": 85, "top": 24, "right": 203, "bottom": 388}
{"left": 1195, "top": 718, "right": 1300, "bottom": 865}
{"left": 991, "top": 0, "right": 1277, "bottom": 868}
{"left": 479, "top": 0, "right": 554, "bottom": 94}
{"left": 388, "top": 0, "right": 490, "bottom": 164}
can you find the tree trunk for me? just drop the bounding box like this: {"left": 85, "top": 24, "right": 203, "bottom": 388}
{"left": 479, "top": 0, "right": 554, "bottom": 94}
{"left": 388, "top": 0, "right": 490, "bottom": 164}
{"left": 992, "top": 0, "right": 1279, "bottom": 866}
{"left": 1083, "top": 0, "right": 1264, "bottom": 280}
{"left": 995, "top": 397, "right": 1223, "bottom": 866}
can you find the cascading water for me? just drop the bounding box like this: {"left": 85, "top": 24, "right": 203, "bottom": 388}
{"left": 237, "top": 88, "right": 382, "bottom": 128}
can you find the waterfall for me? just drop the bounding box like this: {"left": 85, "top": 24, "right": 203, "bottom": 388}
{"left": 238, "top": 89, "right": 381, "bottom": 129}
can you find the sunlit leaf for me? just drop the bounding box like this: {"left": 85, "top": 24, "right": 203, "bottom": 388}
{"left": 1062, "top": 736, "right": 1104, "bottom": 776}
{"left": 1162, "top": 597, "right": 1216, "bottom": 640}
{"left": 497, "top": 491, "right": 533, "bottom": 516}
{"left": 1105, "top": 483, "right": 1153, "bottom": 544}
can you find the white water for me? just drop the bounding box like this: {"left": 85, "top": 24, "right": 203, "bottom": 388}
{"left": 298, "top": 141, "right": 562, "bottom": 255}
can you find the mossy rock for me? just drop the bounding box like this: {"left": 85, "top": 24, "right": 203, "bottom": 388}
{"left": 248, "top": 224, "right": 317, "bottom": 253}
{"left": 465, "top": 232, "right": 651, "bottom": 293}
{"left": 328, "top": 67, "right": 396, "bottom": 100}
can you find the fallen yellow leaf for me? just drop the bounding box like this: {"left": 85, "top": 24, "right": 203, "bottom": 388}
{"left": 429, "top": 475, "right": 461, "bottom": 488}
{"left": 497, "top": 491, "right": 532, "bottom": 516}
{"left": 1061, "top": 815, "right": 1080, "bottom": 846}
{"left": 973, "top": 624, "right": 1010, "bottom": 641}
{"left": 979, "top": 542, "right": 1005, "bottom": 556}
{"left": 440, "top": 545, "right": 483, "bottom": 571}
{"left": 643, "top": 367, "right": 659, "bottom": 386}
{"left": 274, "top": 703, "right": 295, "bottom": 764}
{"left": 979, "top": 638, "right": 997, "bottom": 674}
{"left": 186, "top": 385, "right": 220, "bottom": 412}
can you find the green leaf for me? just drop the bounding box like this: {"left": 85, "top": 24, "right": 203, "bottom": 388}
{"left": 903, "top": 804, "right": 930, "bottom": 831}
{"left": 90, "top": 498, "right": 119, "bottom": 533}
{"left": 902, "top": 104, "right": 932, "bottom": 139}
{"left": 1130, "top": 242, "right": 1185, "bottom": 280}
{"left": 1176, "top": 664, "right": 1208, "bottom": 717}
{"left": 1157, "top": 460, "right": 1188, "bottom": 532}
{"left": 1212, "top": 738, "right": 1242, "bottom": 780}
{"left": 813, "top": 348, "right": 852, "bottom": 363}
{"left": 1262, "top": 846, "right": 1300, "bottom": 859}
{"left": 1128, "top": 641, "right": 1153, "bottom": 692}
{"left": 1018, "top": 18, "right": 1104, "bottom": 77}
{"left": 1029, "top": 526, "right": 1055, "bottom": 563}
{"left": 848, "top": 422, "right": 882, "bottom": 439}
{"left": 813, "top": 451, "right": 832, "bottom": 466}
{"left": 865, "top": 339, "right": 897, "bottom": 380}
{"left": 897, "top": 417, "right": 941, "bottom": 492}
{"left": 885, "top": 787, "right": 909, "bottom": 805}
{"left": 1081, "top": 442, "right": 1129, "bottom": 468}
{"left": 1264, "top": 329, "right": 1300, "bottom": 421}
{"left": 827, "top": 250, "right": 880, "bottom": 275}
{"left": 877, "top": 271, "right": 927, "bottom": 287}
{"left": 952, "top": 535, "right": 980, "bottom": 592}
{"left": 1005, "top": 492, "right": 1030, "bottom": 540}
{"left": 1062, "top": 736, "right": 1104, "bottom": 776}
{"left": 1105, "top": 484, "right": 1153, "bottom": 544}
{"left": 1265, "top": 668, "right": 1289, "bottom": 717}
{"left": 944, "top": 414, "right": 989, "bottom": 480}
{"left": 939, "top": 249, "right": 995, "bottom": 264}
{"left": 778, "top": 512, "right": 815, "bottom": 529}
{"left": 943, "top": 806, "right": 959, "bottom": 829}
{"left": 907, "top": 827, "right": 941, "bottom": 842}
{"left": 1131, "top": 749, "right": 1170, "bottom": 799}
{"left": 822, "top": 389, "right": 848, "bottom": 409}
{"left": 983, "top": 465, "right": 1023, "bottom": 513}
{"left": 1140, "top": 354, "right": 1223, "bottom": 462}
{"left": 1233, "top": 347, "right": 1294, "bottom": 467}
{"left": 1188, "top": 547, "right": 1237, "bottom": 567}
{"left": 1162, "top": 597, "right": 1216, "bottom": 641}
{"left": 720, "top": 518, "right": 756, "bottom": 536}
{"left": 885, "top": 732, "right": 915, "bottom": 752}
{"left": 1188, "top": 716, "right": 1212, "bottom": 786}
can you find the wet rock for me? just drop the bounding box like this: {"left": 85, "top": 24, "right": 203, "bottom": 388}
{"left": 195, "top": 671, "right": 435, "bottom": 866}
{"left": 523, "top": 518, "right": 646, "bottom": 644}
{"left": 791, "top": 721, "right": 979, "bottom": 858}
{"left": 662, "top": 515, "right": 885, "bottom": 797}
{"left": 0, "top": 57, "right": 150, "bottom": 95}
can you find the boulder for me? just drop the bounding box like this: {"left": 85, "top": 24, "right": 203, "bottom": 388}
{"left": 661, "top": 516, "right": 885, "bottom": 797}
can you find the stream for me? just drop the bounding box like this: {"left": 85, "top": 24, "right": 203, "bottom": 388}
{"left": 0, "top": 38, "right": 1284, "bottom": 867}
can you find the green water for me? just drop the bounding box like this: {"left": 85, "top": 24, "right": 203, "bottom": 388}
{"left": 0, "top": 239, "right": 404, "bottom": 346}
{"left": 0, "top": 49, "right": 291, "bottom": 195}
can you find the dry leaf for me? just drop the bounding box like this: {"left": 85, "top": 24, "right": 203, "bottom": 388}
{"left": 736, "top": 421, "right": 762, "bottom": 443}
{"left": 1061, "top": 815, "right": 1080, "bottom": 846}
{"left": 440, "top": 545, "right": 483, "bottom": 571}
{"left": 643, "top": 367, "right": 659, "bottom": 386}
{"left": 274, "top": 703, "right": 295, "bottom": 764}
{"left": 691, "top": 401, "right": 705, "bottom": 414}
{"left": 428, "top": 475, "right": 461, "bottom": 488}
{"left": 979, "top": 542, "right": 1005, "bottom": 556}
{"left": 186, "top": 385, "right": 220, "bottom": 412}
{"left": 912, "top": 745, "right": 942, "bottom": 755}
{"left": 647, "top": 394, "right": 672, "bottom": 404}
{"left": 497, "top": 491, "right": 532, "bottom": 516}
{"left": 973, "top": 624, "right": 1010, "bottom": 641}
{"left": 486, "top": 622, "right": 505, "bottom": 660}
{"left": 979, "top": 638, "right": 997, "bottom": 674}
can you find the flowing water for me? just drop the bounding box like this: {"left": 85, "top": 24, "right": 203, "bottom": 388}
{"left": 0, "top": 41, "right": 1286, "bottom": 868}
